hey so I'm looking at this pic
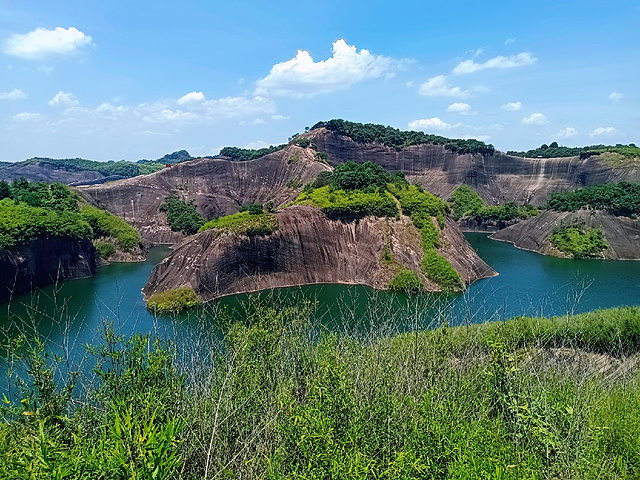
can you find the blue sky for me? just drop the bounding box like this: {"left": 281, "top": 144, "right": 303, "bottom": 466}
{"left": 0, "top": 0, "right": 638, "bottom": 161}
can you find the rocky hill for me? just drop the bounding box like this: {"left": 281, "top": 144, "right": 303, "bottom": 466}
{"left": 143, "top": 206, "right": 495, "bottom": 300}
{"left": 78, "top": 146, "right": 330, "bottom": 244}
{"left": 491, "top": 210, "right": 640, "bottom": 259}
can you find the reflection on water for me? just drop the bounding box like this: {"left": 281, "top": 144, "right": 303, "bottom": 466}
{"left": 2, "top": 234, "right": 640, "bottom": 389}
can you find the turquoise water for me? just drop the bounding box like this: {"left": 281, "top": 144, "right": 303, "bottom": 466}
{"left": 1, "top": 234, "right": 640, "bottom": 378}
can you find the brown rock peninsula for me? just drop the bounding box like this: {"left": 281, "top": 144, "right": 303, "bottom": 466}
{"left": 142, "top": 206, "right": 496, "bottom": 301}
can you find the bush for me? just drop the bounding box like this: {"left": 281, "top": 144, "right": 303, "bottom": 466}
{"left": 295, "top": 186, "right": 399, "bottom": 218}
{"left": 94, "top": 240, "right": 116, "bottom": 259}
{"left": 550, "top": 226, "right": 609, "bottom": 259}
{"left": 421, "top": 249, "right": 464, "bottom": 292}
{"left": 388, "top": 269, "right": 425, "bottom": 293}
{"left": 199, "top": 211, "right": 278, "bottom": 236}
{"left": 548, "top": 182, "right": 640, "bottom": 217}
{"left": 160, "top": 196, "right": 205, "bottom": 235}
{"left": 449, "top": 185, "right": 484, "bottom": 220}
{"left": 80, "top": 204, "right": 139, "bottom": 251}
{"left": 146, "top": 287, "right": 203, "bottom": 312}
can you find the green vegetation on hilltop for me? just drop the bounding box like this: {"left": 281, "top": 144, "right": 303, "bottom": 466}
{"left": 0, "top": 179, "right": 139, "bottom": 253}
{"left": 548, "top": 181, "right": 640, "bottom": 217}
{"left": 312, "top": 118, "right": 496, "bottom": 155}
{"left": 296, "top": 186, "right": 399, "bottom": 217}
{"left": 199, "top": 210, "right": 278, "bottom": 236}
{"left": 449, "top": 185, "right": 541, "bottom": 222}
{"left": 3, "top": 299, "right": 640, "bottom": 479}
{"left": 25, "top": 157, "right": 165, "bottom": 177}
{"left": 507, "top": 141, "right": 639, "bottom": 159}
{"left": 219, "top": 144, "right": 287, "bottom": 161}
{"left": 160, "top": 196, "right": 206, "bottom": 235}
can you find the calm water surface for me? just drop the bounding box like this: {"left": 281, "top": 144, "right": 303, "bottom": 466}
{"left": 2, "top": 234, "right": 640, "bottom": 369}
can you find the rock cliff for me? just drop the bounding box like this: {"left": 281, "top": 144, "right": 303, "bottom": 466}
{"left": 490, "top": 210, "right": 640, "bottom": 259}
{"left": 142, "top": 206, "right": 496, "bottom": 300}
{"left": 308, "top": 128, "right": 640, "bottom": 205}
{"left": 0, "top": 238, "right": 99, "bottom": 304}
{"left": 78, "top": 147, "right": 329, "bottom": 244}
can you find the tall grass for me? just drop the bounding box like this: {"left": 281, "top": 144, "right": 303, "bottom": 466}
{"left": 1, "top": 290, "right": 640, "bottom": 479}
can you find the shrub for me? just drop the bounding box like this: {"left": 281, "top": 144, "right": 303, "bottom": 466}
{"left": 295, "top": 186, "right": 398, "bottom": 218}
{"left": 160, "top": 196, "right": 205, "bottom": 235}
{"left": 199, "top": 211, "right": 278, "bottom": 236}
{"left": 80, "top": 204, "right": 139, "bottom": 251}
{"left": 550, "top": 227, "right": 609, "bottom": 259}
{"left": 421, "top": 249, "right": 464, "bottom": 292}
{"left": 388, "top": 269, "right": 425, "bottom": 293}
{"left": 94, "top": 240, "right": 116, "bottom": 259}
{"left": 449, "top": 185, "right": 484, "bottom": 220}
{"left": 146, "top": 287, "right": 203, "bottom": 313}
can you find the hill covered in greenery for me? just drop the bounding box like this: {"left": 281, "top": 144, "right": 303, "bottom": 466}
{"left": 507, "top": 142, "right": 639, "bottom": 159}
{"left": 548, "top": 181, "right": 640, "bottom": 217}
{"left": 0, "top": 178, "right": 139, "bottom": 255}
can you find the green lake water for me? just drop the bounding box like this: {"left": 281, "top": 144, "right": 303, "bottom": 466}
{"left": 2, "top": 233, "right": 640, "bottom": 387}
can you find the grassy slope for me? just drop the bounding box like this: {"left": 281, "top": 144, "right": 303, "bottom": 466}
{"left": 2, "top": 301, "right": 639, "bottom": 479}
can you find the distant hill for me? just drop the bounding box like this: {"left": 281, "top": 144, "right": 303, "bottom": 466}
{"left": 507, "top": 142, "right": 639, "bottom": 159}
{"left": 0, "top": 150, "right": 193, "bottom": 185}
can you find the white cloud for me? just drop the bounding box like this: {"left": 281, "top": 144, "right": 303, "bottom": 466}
{"left": 4, "top": 27, "right": 92, "bottom": 60}
{"left": 37, "top": 65, "right": 53, "bottom": 74}
{"left": 522, "top": 113, "right": 549, "bottom": 125}
{"left": 505, "top": 38, "right": 516, "bottom": 45}
{"left": 447, "top": 102, "right": 471, "bottom": 114}
{"left": 501, "top": 101, "right": 522, "bottom": 111}
{"left": 177, "top": 91, "right": 205, "bottom": 104}
{"left": 49, "top": 91, "right": 79, "bottom": 107}
{"left": 418, "top": 75, "right": 470, "bottom": 97}
{"left": 255, "top": 39, "right": 406, "bottom": 97}
{"left": 244, "top": 140, "right": 270, "bottom": 149}
{"left": 554, "top": 127, "right": 578, "bottom": 139}
{"left": 408, "top": 117, "right": 452, "bottom": 131}
{"left": 590, "top": 126, "right": 616, "bottom": 137}
{"left": 271, "top": 114, "right": 289, "bottom": 120}
{"left": 608, "top": 92, "right": 623, "bottom": 101}
{"left": 0, "top": 89, "right": 27, "bottom": 100}
{"left": 240, "top": 118, "right": 266, "bottom": 126}
{"left": 12, "top": 112, "right": 41, "bottom": 121}
{"left": 452, "top": 52, "right": 537, "bottom": 75}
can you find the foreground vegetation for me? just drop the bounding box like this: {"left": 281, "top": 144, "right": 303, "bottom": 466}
{"left": 0, "top": 179, "right": 139, "bottom": 253}
{"left": 2, "top": 298, "right": 640, "bottom": 479}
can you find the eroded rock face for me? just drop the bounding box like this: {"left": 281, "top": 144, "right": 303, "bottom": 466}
{"left": 0, "top": 238, "right": 98, "bottom": 304}
{"left": 78, "top": 147, "right": 329, "bottom": 244}
{"left": 142, "top": 206, "right": 496, "bottom": 301}
{"left": 490, "top": 210, "right": 640, "bottom": 259}
{"left": 0, "top": 161, "right": 107, "bottom": 185}
{"left": 310, "top": 128, "right": 640, "bottom": 205}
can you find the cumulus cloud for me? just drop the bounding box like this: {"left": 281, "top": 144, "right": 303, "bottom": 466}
{"left": 522, "top": 113, "right": 549, "bottom": 125}
{"left": 12, "top": 112, "right": 41, "bottom": 121}
{"left": 447, "top": 102, "right": 472, "bottom": 114}
{"left": 177, "top": 91, "right": 205, "bottom": 104}
{"left": 4, "top": 27, "right": 92, "bottom": 59}
{"left": 255, "top": 39, "right": 406, "bottom": 97}
{"left": 501, "top": 101, "right": 522, "bottom": 111}
{"left": 408, "top": 117, "right": 452, "bottom": 131}
{"left": 608, "top": 92, "right": 623, "bottom": 101}
{"left": 590, "top": 126, "right": 616, "bottom": 137}
{"left": 0, "top": 89, "right": 27, "bottom": 100}
{"left": 244, "top": 140, "right": 270, "bottom": 149}
{"left": 49, "top": 91, "right": 79, "bottom": 107}
{"left": 452, "top": 52, "right": 537, "bottom": 75}
{"left": 505, "top": 38, "right": 517, "bottom": 45}
{"left": 419, "top": 75, "right": 471, "bottom": 97}
{"left": 271, "top": 114, "right": 289, "bottom": 120}
{"left": 554, "top": 127, "right": 578, "bottom": 139}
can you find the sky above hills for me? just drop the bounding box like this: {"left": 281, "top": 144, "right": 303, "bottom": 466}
{"left": 1, "top": 0, "right": 638, "bottom": 161}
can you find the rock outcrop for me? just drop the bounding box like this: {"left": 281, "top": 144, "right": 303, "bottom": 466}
{"left": 142, "top": 206, "right": 496, "bottom": 301}
{"left": 0, "top": 238, "right": 99, "bottom": 304}
{"left": 78, "top": 147, "right": 330, "bottom": 244}
{"left": 490, "top": 210, "right": 640, "bottom": 259}
{"left": 308, "top": 128, "right": 640, "bottom": 205}
{"left": 0, "top": 161, "right": 107, "bottom": 185}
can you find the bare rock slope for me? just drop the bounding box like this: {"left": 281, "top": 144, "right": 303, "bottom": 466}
{"left": 491, "top": 210, "right": 640, "bottom": 259}
{"left": 143, "top": 206, "right": 496, "bottom": 301}
{"left": 78, "top": 147, "right": 329, "bottom": 244}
